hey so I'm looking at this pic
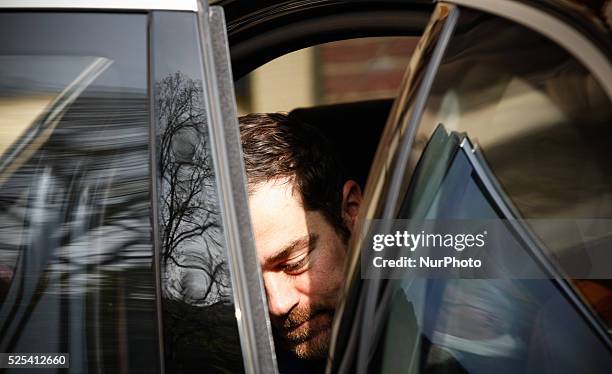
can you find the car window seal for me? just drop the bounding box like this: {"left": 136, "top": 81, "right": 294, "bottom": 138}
{"left": 354, "top": 5, "right": 460, "bottom": 374}
{"left": 196, "top": 2, "right": 278, "bottom": 373}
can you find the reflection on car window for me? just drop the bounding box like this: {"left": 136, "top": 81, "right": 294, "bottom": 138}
{"left": 151, "top": 12, "right": 245, "bottom": 374}
{"left": 0, "top": 13, "right": 159, "bottom": 373}
{"left": 411, "top": 8, "right": 612, "bottom": 328}
{"left": 373, "top": 125, "right": 612, "bottom": 373}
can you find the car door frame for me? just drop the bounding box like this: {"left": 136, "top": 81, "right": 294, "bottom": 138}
{"left": 195, "top": 3, "right": 279, "bottom": 373}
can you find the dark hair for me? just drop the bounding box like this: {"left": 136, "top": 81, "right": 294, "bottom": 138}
{"left": 239, "top": 113, "right": 349, "bottom": 239}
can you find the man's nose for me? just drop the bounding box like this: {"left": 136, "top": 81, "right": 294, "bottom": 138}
{"left": 263, "top": 273, "right": 300, "bottom": 317}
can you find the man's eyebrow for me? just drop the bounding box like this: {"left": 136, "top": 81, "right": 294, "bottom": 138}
{"left": 264, "top": 233, "right": 319, "bottom": 265}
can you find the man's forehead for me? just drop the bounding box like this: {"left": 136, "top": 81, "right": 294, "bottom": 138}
{"left": 249, "top": 177, "right": 300, "bottom": 201}
{"left": 249, "top": 180, "right": 303, "bottom": 223}
{"left": 248, "top": 179, "right": 309, "bottom": 260}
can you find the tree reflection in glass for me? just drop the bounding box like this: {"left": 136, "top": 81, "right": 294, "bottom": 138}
{"left": 156, "top": 72, "right": 243, "bottom": 373}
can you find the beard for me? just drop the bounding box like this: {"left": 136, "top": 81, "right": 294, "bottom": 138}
{"left": 273, "top": 304, "right": 335, "bottom": 360}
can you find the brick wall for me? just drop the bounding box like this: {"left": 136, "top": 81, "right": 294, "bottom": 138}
{"left": 317, "top": 36, "right": 419, "bottom": 104}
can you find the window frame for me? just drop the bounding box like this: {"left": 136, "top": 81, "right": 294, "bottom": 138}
{"left": 147, "top": 4, "right": 277, "bottom": 374}
{"left": 0, "top": 0, "right": 197, "bottom": 11}
{"left": 194, "top": 3, "right": 278, "bottom": 374}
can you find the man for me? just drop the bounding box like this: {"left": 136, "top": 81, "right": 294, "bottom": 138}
{"left": 239, "top": 113, "right": 362, "bottom": 372}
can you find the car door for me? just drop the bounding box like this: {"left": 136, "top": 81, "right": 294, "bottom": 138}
{"left": 329, "top": 1, "right": 612, "bottom": 373}
{"left": 0, "top": 2, "right": 276, "bottom": 374}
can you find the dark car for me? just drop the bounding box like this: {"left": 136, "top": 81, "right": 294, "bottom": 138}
{"left": 0, "top": 0, "right": 611, "bottom": 373}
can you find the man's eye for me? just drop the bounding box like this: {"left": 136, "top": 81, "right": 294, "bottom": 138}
{"left": 281, "top": 256, "right": 310, "bottom": 275}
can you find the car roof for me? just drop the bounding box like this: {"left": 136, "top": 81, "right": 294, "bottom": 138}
{"left": 0, "top": 0, "right": 198, "bottom": 11}
{"left": 1, "top": 0, "right": 609, "bottom": 45}
{"left": 213, "top": 0, "right": 611, "bottom": 44}
{"left": 1, "top": 0, "right": 609, "bottom": 34}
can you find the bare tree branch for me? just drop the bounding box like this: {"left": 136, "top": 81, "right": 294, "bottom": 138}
{"left": 156, "top": 72, "right": 230, "bottom": 306}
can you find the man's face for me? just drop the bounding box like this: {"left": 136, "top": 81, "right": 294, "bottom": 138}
{"left": 248, "top": 179, "right": 359, "bottom": 360}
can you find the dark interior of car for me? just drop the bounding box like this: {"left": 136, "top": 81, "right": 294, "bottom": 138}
{"left": 290, "top": 98, "right": 392, "bottom": 189}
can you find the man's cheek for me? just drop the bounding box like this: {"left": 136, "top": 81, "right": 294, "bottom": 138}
{"left": 305, "top": 267, "right": 343, "bottom": 304}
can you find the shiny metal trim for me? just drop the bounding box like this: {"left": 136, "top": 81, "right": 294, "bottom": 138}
{"left": 0, "top": 0, "right": 197, "bottom": 11}
{"left": 146, "top": 13, "right": 166, "bottom": 374}
{"left": 210, "top": 4, "right": 279, "bottom": 373}
{"left": 380, "top": 11, "right": 458, "bottom": 222}
{"left": 447, "top": 0, "right": 612, "bottom": 100}
{"left": 196, "top": 2, "right": 277, "bottom": 374}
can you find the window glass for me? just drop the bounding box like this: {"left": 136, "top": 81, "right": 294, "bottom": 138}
{"left": 419, "top": 11, "right": 612, "bottom": 222}
{"left": 365, "top": 7, "right": 612, "bottom": 374}
{"left": 151, "top": 12, "right": 245, "bottom": 374}
{"left": 0, "top": 13, "right": 158, "bottom": 373}
{"left": 413, "top": 8, "right": 612, "bottom": 327}
{"left": 375, "top": 126, "right": 612, "bottom": 373}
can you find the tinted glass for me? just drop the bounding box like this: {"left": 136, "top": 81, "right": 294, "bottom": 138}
{"left": 374, "top": 126, "right": 612, "bottom": 373}
{"left": 151, "top": 12, "right": 245, "bottom": 374}
{"left": 414, "top": 8, "right": 612, "bottom": 326}
{"left": 368, "top": 7, "right": 612, "bottom": 374}
{"left": 0, "top": 12, "right": 159, "bottom": 373}
{"left": 419, "top": 12, "right": 612, "bottom": 220}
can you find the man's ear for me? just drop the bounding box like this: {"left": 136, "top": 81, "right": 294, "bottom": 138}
{"left": 341, "top": 180, "right": 362, "bottom": 230}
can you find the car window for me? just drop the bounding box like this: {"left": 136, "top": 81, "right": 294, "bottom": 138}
{"left": 151, "top": 11, "right": 246, "bottom": 374}
{"left": 412, "top": 6, "right": 612, "bottom": 327}
{"left": 375, "top": 126, "right": 612, "bottom": 373}
{"left": 333, "top": 4, "right": 612, "bottom": 374}
{"left": 0, "top": 12, "right": 159, "bottom": 373}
